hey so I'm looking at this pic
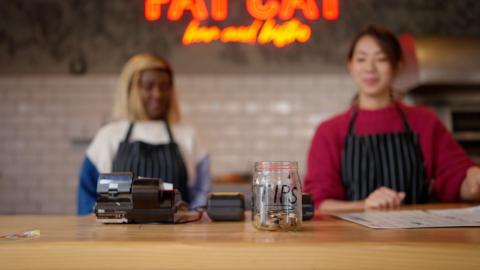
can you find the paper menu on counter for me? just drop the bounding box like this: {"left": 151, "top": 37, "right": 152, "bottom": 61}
{"left": 334, "top": 206, "right": 480, "bottom": 229}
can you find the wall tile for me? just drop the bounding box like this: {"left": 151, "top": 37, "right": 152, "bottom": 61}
{"left": 0, "top": 74, "right": 354, "bottom": 214}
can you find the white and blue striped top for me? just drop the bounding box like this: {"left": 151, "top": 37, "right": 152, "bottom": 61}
{"left": 77, "top": 120, "right": 211, "bottom": 215}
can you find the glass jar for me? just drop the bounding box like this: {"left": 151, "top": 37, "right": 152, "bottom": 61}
{"left": 252, "top": 161, "right": 302, "bottom": 231}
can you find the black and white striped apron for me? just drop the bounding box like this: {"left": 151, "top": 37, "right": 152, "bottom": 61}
{"left": 341, "top": 105, "right": 429, "bottom": 204}
{"left": 112, "top": 122, "right": 190, "bottom": 203}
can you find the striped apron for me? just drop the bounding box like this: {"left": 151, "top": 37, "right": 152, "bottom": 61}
{"left": 112, "top": 122, "right": 190, "bottom": 203}
{"left": 341, "top": 105, "right": 429, "bottom": 204}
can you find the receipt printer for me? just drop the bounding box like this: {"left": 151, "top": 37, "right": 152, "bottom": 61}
{"left": 94, "top": 172, "right": 182, "bottom": 224}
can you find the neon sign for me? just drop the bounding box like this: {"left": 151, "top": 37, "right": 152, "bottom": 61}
{"left": 145, "top": 0, "right": 339, "bottom": 48}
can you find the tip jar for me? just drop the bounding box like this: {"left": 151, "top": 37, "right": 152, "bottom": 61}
{"left": 252, "top": 161, "right": 302, "bottom": 231}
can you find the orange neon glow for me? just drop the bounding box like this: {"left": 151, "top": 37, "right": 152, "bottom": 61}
{"left": 258, "top": 19, "right": 311, "bottom": 47}
{"left": 211, "top": 0, "right": 228, "bottom": 21}
{"left": 220, "top": 20, "right": 263, "bottom": 43}
{"left": 182, "top": 19, "right": 311, "bottom": 48}
{"left": 168, "top": 0, "right": 208, "bottom": 21}
{"left": 182, "top": 20, "right": 220, "bottom": 44}
{"left": 144, "top": 0, "right": 170, "bottom": 21}
{"left": 278, "top": 0, "right": 320, "bottom": 20}
{"left": 146, "top": 0, "right": 340, "bottom": 22}
{"left": 246, "top": 0, "right": 280, "bottom": 20}
{"left": 146, "top": 1, "right": 338, "bottom": 48}
{"left": 322, "top": 0, "right": 339, "bottom": 20}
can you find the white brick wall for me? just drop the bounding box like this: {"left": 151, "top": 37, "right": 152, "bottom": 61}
{"left": 0, "top": 74, "right": 355, "bottom": 214}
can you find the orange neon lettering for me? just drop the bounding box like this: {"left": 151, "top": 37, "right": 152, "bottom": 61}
{"left": 182, "top": 20, "right": 220, "bottom": 44}
{"left": 246, "top": 0, "right": 280, "bottom": 20}
{"left": 144, "top": 0, "right": 170, "bottom": 21}
{"left": 322, "top": 0, "right": 339, "bottom": 20}
{"left": 278, "top": 0, "right": 319, "bottom": 20}
{"left": 182, "top": 19, "right": 312, "bottom": 47}
{"left": 168, "top": 0, "right": 208, "bottom": 21}
{"left": 220, "top": 20, "right": 262, "bottom": 44}
{"left": 258, "top": 19, "right": 311, "bottom": 48}
{"left": 211, "top": 0, "right": 228, "bottom": 21}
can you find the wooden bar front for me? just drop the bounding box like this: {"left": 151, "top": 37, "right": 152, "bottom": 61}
{"left": 1, "top": 204, "right": 480, "bottom": 269}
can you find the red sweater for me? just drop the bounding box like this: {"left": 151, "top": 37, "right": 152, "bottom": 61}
{"left": 303, "top": 102, "right": 476, "bottom": 209}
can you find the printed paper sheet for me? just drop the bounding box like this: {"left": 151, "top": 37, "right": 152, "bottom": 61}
{"left": 335, "top": 206, "right": 480, "bottom": 229}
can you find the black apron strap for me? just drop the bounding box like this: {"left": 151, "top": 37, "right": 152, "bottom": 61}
{"left": 347, "top": 107, "right": 358, "bottom": 135}
{"left": 164, "top": 121, "right": 177, "bottom": 144}
{"left": 394, "top": 103, "right": 413, "bottom": 133}
{"left": 124, "top": 121, "right": 175, "bottom": 143}
{"left": 348, "top": 102, "right": 413, "bottom": 134}
{"left": 123, "top": 122, "right": 134, "bottom": 143}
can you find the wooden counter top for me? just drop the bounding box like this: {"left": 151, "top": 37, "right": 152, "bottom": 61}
{"left": 1, "top": 204, "right": 479, "bottom": 269}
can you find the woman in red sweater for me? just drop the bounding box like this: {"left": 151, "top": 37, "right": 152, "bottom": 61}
{"left": 304, "top": 26, "right": 480, "bottom": 212}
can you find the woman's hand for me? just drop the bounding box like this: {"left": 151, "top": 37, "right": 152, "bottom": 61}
{"left": 460, "top": 166, "right": 480, "bottom": 201}
{"left": 365, "top": 187, "right": 406, "bottom": 210}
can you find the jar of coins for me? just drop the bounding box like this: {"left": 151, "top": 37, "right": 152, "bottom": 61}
{"left": 252, "top": 161, "right": 302, "bottom": 231}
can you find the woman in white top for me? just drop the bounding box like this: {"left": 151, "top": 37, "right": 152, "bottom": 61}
{"left": 77, "top": 53, "right": 211, "bottom": 215}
